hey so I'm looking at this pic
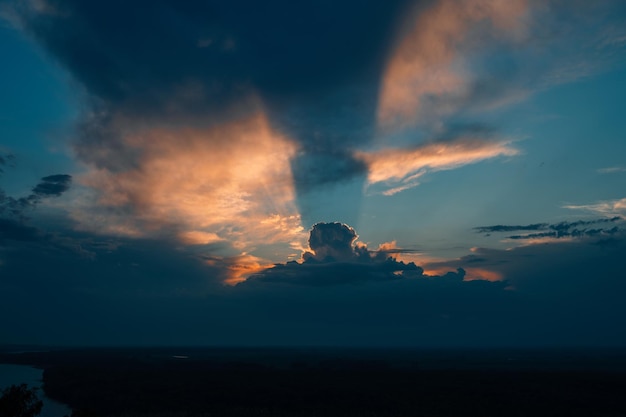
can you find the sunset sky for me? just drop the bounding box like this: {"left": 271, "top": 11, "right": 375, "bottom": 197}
{"left": 1, "top": 0, "right": 626, "bottom": 346}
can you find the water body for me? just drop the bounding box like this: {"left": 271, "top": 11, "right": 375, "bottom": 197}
{"left": 0, "top": 364, "right": 71, "bottom": 417}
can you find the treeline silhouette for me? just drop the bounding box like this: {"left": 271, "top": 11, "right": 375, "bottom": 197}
{"left": 4, "top": 347, "right": 626, "bottom": 417}
{"left": 0, "top": 384, "right": 42, "bottom": 417}
{"left": 43, "top": 360, "right": 626, "bottom": 417}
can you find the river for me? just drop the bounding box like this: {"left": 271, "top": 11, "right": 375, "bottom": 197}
{"left": 0, "top": 363, "right": 72, "bottom": 417}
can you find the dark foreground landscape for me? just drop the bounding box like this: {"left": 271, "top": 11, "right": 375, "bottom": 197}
{"left": 3, "top": 346, "right": 626, "bottom": 417}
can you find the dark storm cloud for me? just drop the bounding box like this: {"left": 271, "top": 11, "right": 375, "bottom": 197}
{"left": 7, "top": 0, "right": 415, "bottom": 194}
{"left": 10, "top": 0, "right": 409, "bottom": 121}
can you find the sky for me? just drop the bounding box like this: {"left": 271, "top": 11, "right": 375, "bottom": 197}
{"left": 1, "top": 0, "right": 626, "bottom": 347}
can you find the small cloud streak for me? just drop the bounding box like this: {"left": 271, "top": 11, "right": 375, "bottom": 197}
{"left": 1, "top": 167, "right": 72, "bottom": 220}
{"left": 357, "top": 138, "right": 518, "bottom": 194}
{"left": 563, "top": 198, "right": 626, "bottom": 218}
{"left": 378, "top": 0, "right": 529, "bottom": 128}
{"left": 31, "top": 174, "right": 72, "bottom": 197}
{"left": 597, "top": 166, "right": 626, "bottom": 174}
{"left": 475, "top": 217, "right": 623, "bottom": 244}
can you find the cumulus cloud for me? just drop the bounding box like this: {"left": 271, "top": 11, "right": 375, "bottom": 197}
{"left": 243, "top": 222, "right": 477, "bottom": 286}
{"left": 304, "top": 222, "right": 359, "bottom": 262}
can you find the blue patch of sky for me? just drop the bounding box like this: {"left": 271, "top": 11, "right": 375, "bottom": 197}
{"left": 356, "top": 62, "right": 626, "bottom": 255}
{"left": 0, "top": 23, "right": 78, "bottom": 195}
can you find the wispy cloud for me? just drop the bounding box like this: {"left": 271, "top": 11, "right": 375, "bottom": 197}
{"left": 597, "top": 166, "right": 626, "bottom": 174}
{"left": 1, "top": 171, "right": 72, "bottom": 220}
{"left": 357, "top": 138, "right": 518, "bottom": 195}
{"left": 475, "top": 217, "right": 623, "bottom": 243}
{"left": 377, "top": 0, "right": 529, "bottom": 129}
{"left": 377, "top": 0, "right": 626, "bottom": 133}
{"left": 564, "top": 198, "right": 626, "bottom": 218}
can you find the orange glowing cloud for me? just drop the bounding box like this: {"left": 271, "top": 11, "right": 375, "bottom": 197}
{"left": 356, "top": 138, "right": 518, "bottom": 195}
{"left": 221, "top": 253, "right": 274, "bottom": 286}
{"left": 378, "top": 0, "right": 529, "bottom": 128}
{"left": 422, "top": 264, "right": 503, "bottom": 282}
{"left": 73, "top": 112, "right": 307, "bottom": 258}
{"left": 462, "top": 267, "right": 503, "bottom": 282}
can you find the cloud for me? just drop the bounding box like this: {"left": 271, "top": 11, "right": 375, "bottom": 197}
{"left": 0, "top": 169, "right": 73, "bottom": 219}
{"left": 177, "top": 231, "right": 223, "bottom": 246}
{"left": 377, "top": 0, "right": 530, "bottom": 128}
{"left": 475, "top": 217, "right": 623, "bottom": 241}
{"left": 474, "top": 223, "right": 548, "bottom": 233}
{"left": 244, "top": 222, "right": 422, "bottom": 286}
{"left": 2, "top": 219, "right": 626, "bottom": 346}
{"left": 377, "top": 0, "right": 626, "bottom": 131}
{"left": 4, "top": 0, "right": 405, "bottom": 250}
{"left": 6, "top": 0, "right": 404, "bottom": 143}
{"left": 70, "top": 112, "right": 306, "bottom": 257}
{"left": 31, "top": 174, "right": 72, "bottom": 196}
{"left": 357, "top": 137, "right": 518, "bottom": 195}
{"left": 2, "top": 1, "right": 626, "bottom": 347}
{"left": 243, "top": 222, "right": 480, "bottom": 286}
{"left": 564, "top": 198, "right": 626, "bottom": 218}
{"left": 461, "top": 230, "right": 626, "bottom": 294}
{"left": 597, "top": 166, "right": 626, "bottom": 174}
{"left": 304, "top": 222, "right": 359, "bottom": 262}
